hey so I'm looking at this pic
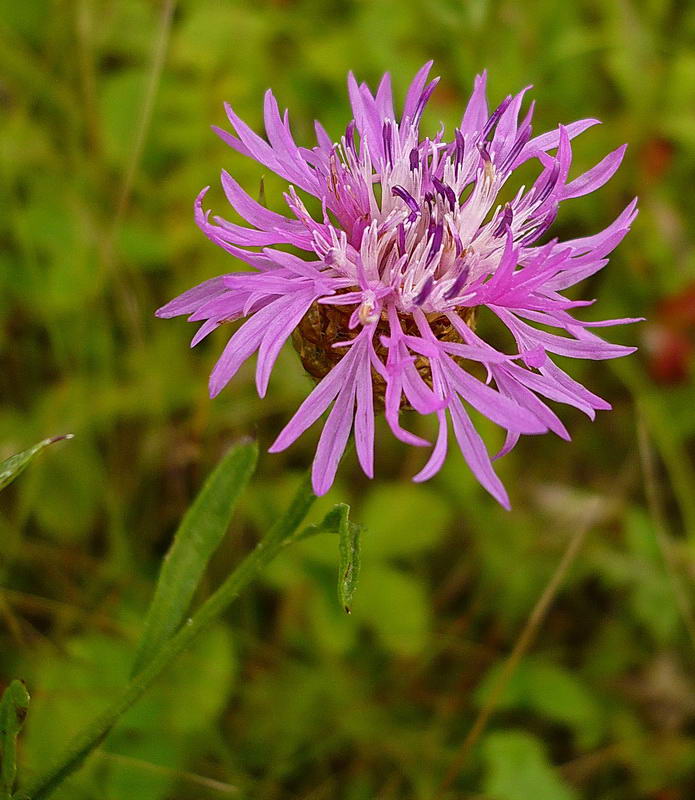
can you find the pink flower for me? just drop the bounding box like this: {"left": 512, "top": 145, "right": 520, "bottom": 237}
{"left": 158, "top": 63, "right": 639, "bottom": 506}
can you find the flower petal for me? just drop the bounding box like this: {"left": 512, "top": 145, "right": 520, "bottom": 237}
{"left": 562, "top": 145, "right": 627, "bottom": 199}
{"left": 449, "top": 397, "right": 510, "bottom": 509}
{"left": 156, "top": 275, "right": 226, "bottom": 319}
{"left": 312, "top": 373, "right": 358, "bottom": 495}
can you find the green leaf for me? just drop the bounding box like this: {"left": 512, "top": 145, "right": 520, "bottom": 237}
{"left": 22, "top": 625, "right": 236, "bottom": 800}
{"left": 360, "top": 483, "right": 452, "bottom": 558}
{"left": 338, "top": 515, "right": 362, "bottom": 615}
{"left": 475, "top": 657, "right": 604, "bottom": 747}
{"left": 131, "top": 439, "right": 258, "bottom": 676}
{"left": 0, "top": 679, "right": 30, "bottom": 797}
{"left": 295, "top": 504, "right": 363, "bottom": 612}
{"left": 355, "top": 566, "right": 430, "bottom": 656}
{"left": 625, "top": 509, "right": 679, "bottom": 643}
{"left": 482, "top": 730, "right": 578, "bottom": 800}
{"left": 0, "top": 435, "right": 73, "bottom": 492}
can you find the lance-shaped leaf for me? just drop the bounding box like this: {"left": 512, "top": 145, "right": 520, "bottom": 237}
{"left": 0, "top": 435, "right": 73, "bottom": 492}
{"left": 338, "top": 515, "right": 362, "bottom": 615}
{"left": 131, "top": 439, "right": 258, "bottom": 676}
{"left": 295, "top": 503, "right": 363, "bottom": 613}
{"left": 0, "top": 679, "right": 30, "bottom": 798}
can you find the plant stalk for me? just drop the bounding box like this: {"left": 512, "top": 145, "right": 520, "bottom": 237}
{"left": 23, "top": 474, "right": 316, "bottom": 800}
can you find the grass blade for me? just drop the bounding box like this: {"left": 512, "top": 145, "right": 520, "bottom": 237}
{"left": 131, "top": 439, "right": 258, "bottom": 675}
{"left": 0, "top": 679, "right": 30, "bottom": 798}
{"left": 0, "top": 435, "right": 73, "bottom": 492}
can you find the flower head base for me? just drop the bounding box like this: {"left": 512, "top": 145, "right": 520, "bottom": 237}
{"left": 157, "top": 63, "right": 639, "bottom": 507}
{"left": 290, "top": 299, "right": 478, "bottom": 409}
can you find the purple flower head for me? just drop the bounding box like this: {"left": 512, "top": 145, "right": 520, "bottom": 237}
{"left": 157, "top": 63, "right": 640, "bottom": 507}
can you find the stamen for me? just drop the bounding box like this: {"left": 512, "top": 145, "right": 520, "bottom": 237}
{"left": 382, "top": 122, "right": 393, "bottom": 167}
{"left": 454, "top": 129, "right": 465, "bottom": 168}
{"left": 493, "top": 204, "right": 514, "bottom": 237}
{"left": 432, "top": 176, "right": 457, "bottom": 212}
{"left": 345, "top": 120, "right": 357, "bottom": 156}
{"left": 481, "top": 95, "right": 512, "bottom": 140}
{"left": 444, "top": 265, "right": 470, "bottom": 299}
{"left": 475, "top": 143, "right": 496, "bottom": 183}
{"left": 414, "top": 276, "right": 434, "bottom": 306}
{"left": 477, "top": 142, "right": 496, "bottom": 181}
{"left": 534, "top": 160, "right": 561, "bottom": 205}
{"left": 500, "top": 122, "right": 532, "bottom": 172}
{"left": 425, "top": 222, "right": 444, "bottom": 267}
{"left": 392, "top": 185, "right": 420, "bottom": 218}
{"left": 414, "top": 77, "right": 440, "bottom": 124}
{"left": 519, "top": 207, "right": 558, "bottom": 246}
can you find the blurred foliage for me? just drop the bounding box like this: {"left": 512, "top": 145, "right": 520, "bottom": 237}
{"left": 2, "top": 0, "right": 695, "bottom": 797}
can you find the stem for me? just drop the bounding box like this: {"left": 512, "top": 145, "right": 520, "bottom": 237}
{"left": 637, "top": 417, "right": 695, "bottom": 655}
{"left": 437, "top": 498, "right": 603, "bottom": 794}
{"left": 100, "top": 0, "right": 177, "bottom": 354}
{"left": 109, "top": 0, "right": 176, "bottom": 236}
{"left": 613, "top": 359, "right": 695, "bottom": 538}
{"left": 24, "top": 474, "right": 316, "bottom": 800}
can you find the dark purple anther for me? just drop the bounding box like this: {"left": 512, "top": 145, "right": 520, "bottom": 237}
{"left": 447, "top": 183, "right": 459, "bottom": 210}
{"left": 397, "top": 222, "right": 406, "bottom": 254}
{"left": 476, "top": 142, "right": 491, "bottom": 164}
{"left": 414, "top": 275, "right": 434, "bottom": 305}
{"left": 444, "top": 265, "right": 470, "bottom": 299}
{"left": 454, "top": 129, "right": 465, "bottom": 167}
{"left": 481, "top": 95, "right": 512, "bottom": 140}
{"left": 493, "top": 204, "right": 514, "bottom": 237}
{"left": 409, "top": 148, "right": 420, "bottom": 171}
{"left": 350, "top": 216, "right": 370, "bottom": 249}
{"left": 534, "top": 160, "right": 561, "bottom": 206}
{"left": 382, "top": 122, "right": 393, "bottom": 167}
{"left": 345, "top": 120, "right": 357, "bottom": 156}
{"left": 414, "top": 78, "right": 440, "bottom": 123}
{"left": 520, "top": 206, "right": 558, "bottom": 246}
{"left": 392, "top": 185, "right": 420, "bottom": 216}
{"left": 500, "top": 122, "right": 532, "bottom": 172}
{"left": 432, "top": 176, "right": 457, "bottom": 212}
{"left": 425, "top": 222, "right": 444, "bottom": 266}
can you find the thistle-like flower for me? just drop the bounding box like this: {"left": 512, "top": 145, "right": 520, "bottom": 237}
{"left": 157, "top": 63, "right": 639, "bottom": 506}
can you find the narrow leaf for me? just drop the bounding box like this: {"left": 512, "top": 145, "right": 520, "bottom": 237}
{"left": 294, "top": 503, "right": 362, "bottom": 613}
{"left": 131, "top": 439, "right": 258, "bottom": 676}
{"left": 0, "top": 435, "right": 73, "bottom": 492}
{"left": 0, "top": 679, "right": 30, "bottom": 797}
{"left": 338, "top": 517, "right": 362, "bottom": 614}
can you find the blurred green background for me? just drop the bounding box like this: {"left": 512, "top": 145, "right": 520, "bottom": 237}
{"left": 2, "top": 0, "right": 695, "bottom": 798}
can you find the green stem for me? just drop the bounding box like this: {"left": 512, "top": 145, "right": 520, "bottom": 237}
{"left": 23, "top": 473, "right": 316, "bottom": 800}
{"left": 612, "top": 358, "right": 695, "bottom": 538}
